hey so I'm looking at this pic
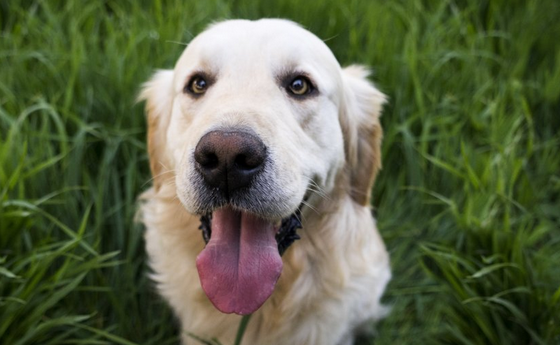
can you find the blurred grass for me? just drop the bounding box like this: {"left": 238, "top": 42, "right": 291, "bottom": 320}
{"left": 1, "top": 0, "right": 559, "bottom": 344}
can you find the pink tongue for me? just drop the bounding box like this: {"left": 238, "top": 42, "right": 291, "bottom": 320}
{"left": 196, "top": 206, "right": 283, "bottom": 315}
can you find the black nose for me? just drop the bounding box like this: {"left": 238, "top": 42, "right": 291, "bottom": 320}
{"left": 194, "top": 130, "right": 267, "bottom": 195}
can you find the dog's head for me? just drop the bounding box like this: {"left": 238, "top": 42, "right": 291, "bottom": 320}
{"left": 139, "top": 19, "right": 385, "bottom": 315}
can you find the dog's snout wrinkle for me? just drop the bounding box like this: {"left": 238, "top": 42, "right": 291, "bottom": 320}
{"left": 194, "top": 130, "right": 267, "bottom": 196}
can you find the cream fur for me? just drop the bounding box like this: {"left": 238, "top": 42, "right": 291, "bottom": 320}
{"left": 138, "top": 19, "right": 391, "bottom": 345}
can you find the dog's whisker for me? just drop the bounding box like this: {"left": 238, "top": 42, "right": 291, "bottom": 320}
{"left": 306, "top": 186, "right": 329, "bottom": 200}
{"left": 142, "top": 169, "right": 177, "bottom": 188}
{"left": 165, "top": 40, "right": 189, "bottom": 46}
{"left": 293, "top": 205, "right": 306, "bottom": 226}
{"left": 322, "top": 34, "right": 339, "bottom": 43}
{"left": 311, "top": 185, "right": 329, "bottom": 199}
{"left": 308, "top": 180, "right": 331, "bottom": 200}
{"left": 306, "top": 185, "right": 331, "bottom": 202}
{"left": 301, "top": 200, "right": 320, "bottom": 215}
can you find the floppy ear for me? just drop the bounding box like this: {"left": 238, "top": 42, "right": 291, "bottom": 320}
{"left": 137, "top": 70, "right": 175, "bottom": 191}
{"left": 340, "top": 65, "right": 387, "bottom": 206}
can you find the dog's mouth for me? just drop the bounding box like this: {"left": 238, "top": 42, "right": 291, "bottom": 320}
{"left": 195, "top": 205, "right": 302, "bottom": 315}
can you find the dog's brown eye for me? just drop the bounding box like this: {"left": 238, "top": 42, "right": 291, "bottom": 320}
{"left": 187, "top": 76, "right": 208, "bottom": 95}
{"left": 288, "top": 77, "right": 311, "bottom": 95}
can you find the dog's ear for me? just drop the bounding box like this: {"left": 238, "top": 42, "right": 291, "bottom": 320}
{"left": 340, "top": 65, "right": 386, "bottom": 206}
{"left": 138, "top": 70, "right": 174, "bottom": 191}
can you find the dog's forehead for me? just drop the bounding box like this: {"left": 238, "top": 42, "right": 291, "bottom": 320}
{"left": 175, "top": 19, "right": 340, "bottom": 75}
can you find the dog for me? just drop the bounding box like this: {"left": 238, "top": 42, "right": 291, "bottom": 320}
{"left": 138, "top": 19, "right": 390, "bottom": 345}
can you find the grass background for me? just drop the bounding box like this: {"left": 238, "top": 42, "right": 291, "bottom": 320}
{"left": 1, "top": 0, "right": 559, "bottom": 344}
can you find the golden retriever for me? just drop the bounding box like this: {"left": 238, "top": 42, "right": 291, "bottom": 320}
{"left": 138, "top": 19, "right": 390, "bottom": 345}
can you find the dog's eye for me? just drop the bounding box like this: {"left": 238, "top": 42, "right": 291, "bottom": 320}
{"left": 186, "top": 76, "right": 208, "bottom": 95}
{"left": 288, "top": 77, "right": 312, "bottom": 96}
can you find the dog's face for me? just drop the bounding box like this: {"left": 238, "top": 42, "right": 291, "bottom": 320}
{"left": 140, "top": 19, "right": 385, "bottom": 315}
{"left": 170, "top": 20, "right": 347, "bottom": 219}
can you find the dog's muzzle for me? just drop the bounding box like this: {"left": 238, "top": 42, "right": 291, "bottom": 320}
{"left": 192, "top": 129, "right": 304, "bottom": 315}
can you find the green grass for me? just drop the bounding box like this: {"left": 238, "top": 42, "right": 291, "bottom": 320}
{"left": 1, "top": 0, "right": 559, "bottom": 344}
